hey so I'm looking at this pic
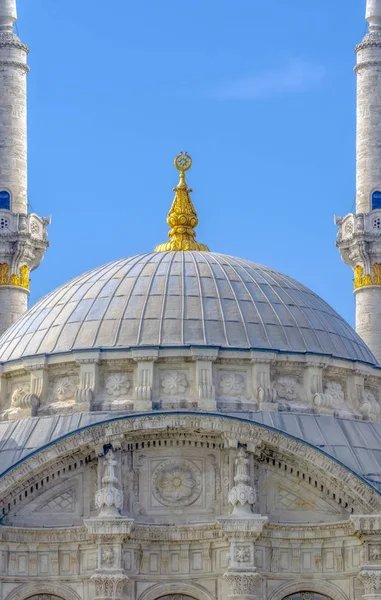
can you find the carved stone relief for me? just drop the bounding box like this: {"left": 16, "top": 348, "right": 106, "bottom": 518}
{"left": 152, "top": 459, "right": 202, "bottom": 506}
{"left": 218, "top": 371, "right": 246, "bottom": 397}
{"left": 275, "top": 376, "right": 299, "bottom": 401}
{"left": 160, "top": 371, "right": 189, "bottom": 396}
{"left": 105, "top": 374, "right": 131, "bottom": 398}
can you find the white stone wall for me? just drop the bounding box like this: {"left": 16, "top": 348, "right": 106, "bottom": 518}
{"left": 0, "top": 36, "right": 28, "bottom": 214}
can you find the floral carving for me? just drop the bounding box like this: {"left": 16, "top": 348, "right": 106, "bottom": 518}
{"left": 224, "top": 572, "right": 261, "bottom": 596}
{"left": 11, "top": 383, "right": 30, "bottom": 407}
{"left": 102, "top": 547, "right": 115, "bottom": 567}
{"left": 152, "top": 460, "right": 202, "bottom": 506}
{"left": 235, "top": 546, "right": 251, "bottom": 563}
{"left": 105, "top": 374, "right": 130, "bottom": 397}
{"left": 275, "top": 376, "right": 299, "bottom": 401}
{"left": 219, "top": 372, "right": 245, "bottom": 397}
{"left": 370, "top": 546, "right": 381, "bottom": 561}
{"left": 161, "top": 371, "right": 188, "bottom": 395}
{"left": 53, "top": 377, "right": 76, "bottom": 401}
{"left": 326, "top": 382, "right": 344, "bottom": 402}
{"left": 360, "top": 390, "right": 381, "bottom": 420}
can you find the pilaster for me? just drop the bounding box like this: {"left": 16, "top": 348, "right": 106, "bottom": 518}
{"left": 217, "top": 447, "right": 268, "bottom": 600}
{"left": 251, "top": 357, "right": 277, "bottom": 411}
{"left": 74, "top": 354, "right": 100, "bottom": 411}
{"left": 84, "top": 448, "right": 134, "bottom": 600}
{"left": 191, "top": 349, "right": 218, "bottom": 410}
{"left": 133, "top": 351, "right": 158, "bottom": 411}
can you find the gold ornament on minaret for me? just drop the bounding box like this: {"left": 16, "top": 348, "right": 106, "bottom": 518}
{"left": 154, "top": 152, "right": 210, "bottom": 252}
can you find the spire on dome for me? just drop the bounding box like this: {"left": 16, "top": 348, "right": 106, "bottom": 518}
{"left": 154, "top": 152, "right": 210, "bottom": 252}
{"left": 0, "top": 0, "right": 17, "bottom": 32}
{"left": 366, "top": 0, "right": 381, "bottom": 32}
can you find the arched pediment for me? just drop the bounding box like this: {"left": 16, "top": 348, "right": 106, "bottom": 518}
{"left": 0, "top": 412, "right": 380, "bottom": 518}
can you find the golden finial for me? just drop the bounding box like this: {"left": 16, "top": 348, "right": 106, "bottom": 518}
{"left": 154, "top": 152, "right": 210, "bottom": 252}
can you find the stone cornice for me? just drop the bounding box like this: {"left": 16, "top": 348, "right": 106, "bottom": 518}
{"left": 0, "top": 519, "right": 360, "bottom": 545}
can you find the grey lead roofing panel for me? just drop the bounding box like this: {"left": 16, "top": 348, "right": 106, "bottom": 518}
{"left": 0, "top": 252, "right": 376, "bottom": 364}
{"left": 1, "top": 412, "right": 381, "bottom": 491}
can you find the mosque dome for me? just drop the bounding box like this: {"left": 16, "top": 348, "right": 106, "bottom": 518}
{"left": 0, "top": 250, "right": 375, "bottom": 365}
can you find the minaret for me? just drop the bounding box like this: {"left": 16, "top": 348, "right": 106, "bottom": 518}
{"left": 0, "top": 0, "right": 49, "bottom": 335}
{"left": 336, "top": 0, "right": 381, "bottom": 363}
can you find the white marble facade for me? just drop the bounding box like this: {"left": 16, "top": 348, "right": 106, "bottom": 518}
{"left": 1, "top": 412, "right": 381, "bottom": 600}
{"left": 3, "top": 2, "right": 381, "bottom": 600}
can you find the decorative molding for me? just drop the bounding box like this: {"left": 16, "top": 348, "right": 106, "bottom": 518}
{"left": 223, "top": 571, "right": 262, "bottom": 597}
{"left": 0, "top": 32, "right": 29, "bottom": 52}
{"left": 359, "top": 569, "right": 381, "bottom": 594}
{"left": 91, "top": 571, "right": 128, "bottom": 599}
{"left": 0, "top": 60, "right": 29, "bottom": 73}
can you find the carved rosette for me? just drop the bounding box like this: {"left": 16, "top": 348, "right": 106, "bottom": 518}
{"left": 152, "top": 459, "right": 202, "bottom": 506}
{"left": 358, "top": 569, "right": 381, "bottom": 595}
{"left": 223, "top": 571, "right": 262, "bottom": 599}
{"left": 161, "top": 370, "right": 188, "bottom": 395}
{"left": 219, "top": 372, "right": 246, "bottom": 397}
{"left": 91, "top": 570, "right": 128, "bottom": 600}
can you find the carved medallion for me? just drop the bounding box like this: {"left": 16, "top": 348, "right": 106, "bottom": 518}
{"left": 152, "top": 459, "right": 202, "bottom": 506}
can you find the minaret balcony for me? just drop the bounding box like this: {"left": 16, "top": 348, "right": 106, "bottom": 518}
{"left": 0, "top": 210, "right": 50, "bottom": 242}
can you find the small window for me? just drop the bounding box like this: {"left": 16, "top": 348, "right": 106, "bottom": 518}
{"left": 372, "top": 190, "right": 381, "bottom": 210}
{"left": 0, "top": 191, "right": 10, "bottom": 210}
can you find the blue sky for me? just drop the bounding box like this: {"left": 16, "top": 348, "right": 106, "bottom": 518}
{"left": 18, "top": 0, "right": 366, "bottom": 327}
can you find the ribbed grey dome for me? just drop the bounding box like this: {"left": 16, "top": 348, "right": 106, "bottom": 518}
{"left": 0, "top": 252, "right": 376, "bottom": 364}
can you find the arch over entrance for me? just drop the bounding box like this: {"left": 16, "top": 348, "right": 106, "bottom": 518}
{"left": 22, "top": 596, "right": 63, "bottom": 600}
{"left": 269, "top": 580, "right": 349, "bottom": 600}
{"left": 156, "top": 596, "right": 197, "bottom": 600}
{"left": 283, "top": 594, "right": 333, "bottom": 600}
{"left": 138, "top": 582, "right": 215, "bottom": 600}
{"left": 4, "top": 582, "right": 82, "bottom": 600}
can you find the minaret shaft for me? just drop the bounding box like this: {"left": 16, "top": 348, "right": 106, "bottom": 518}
{"left": 0, "top": 0, "right": 49, "bottom": 336}
{"left": 0, "top": 33, "right": 28, "bottom": 214}
{"left": 337, "top": 0, "right": 381, "bottom": 364}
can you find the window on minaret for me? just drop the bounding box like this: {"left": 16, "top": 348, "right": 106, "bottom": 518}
{"left": 372, "top": 190, "right": 381, "bottom": 210}
{"left": 0, "top": 191, "right": 10, "bottom": 210}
